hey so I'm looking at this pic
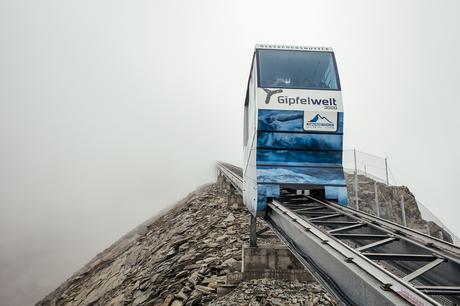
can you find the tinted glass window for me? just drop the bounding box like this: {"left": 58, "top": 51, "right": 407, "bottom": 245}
{"left": 258, "top": 49, "right": 340, "bottom": 90}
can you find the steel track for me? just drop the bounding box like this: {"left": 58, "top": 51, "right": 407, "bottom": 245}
{"left": 216, "top": 162, "right": 460, "bottom": 306}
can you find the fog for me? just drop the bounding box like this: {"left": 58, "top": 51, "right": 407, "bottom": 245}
{"left": 0, "top": 0, "right": 459, "bottom": 304}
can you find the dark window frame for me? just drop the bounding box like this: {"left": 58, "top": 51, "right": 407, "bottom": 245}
{"left": 256, "top": 49, "right": 342, "bottom": 91}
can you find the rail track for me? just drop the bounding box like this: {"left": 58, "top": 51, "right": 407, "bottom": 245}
{"left": 216, "top": 162, "right": 460, "bottom": 306}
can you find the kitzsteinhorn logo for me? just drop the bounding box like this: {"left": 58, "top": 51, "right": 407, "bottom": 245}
{"left": 262, "top": 88, "right": 283, "bottom": 104}
{"left": 308, "top": 114, "right": 332, "bottom": 123}
{"left": 305, "top": 114, "right": 334, "bottom": 129}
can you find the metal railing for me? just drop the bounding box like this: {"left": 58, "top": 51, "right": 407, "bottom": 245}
{"left": 343, "top": 149, "right": 396, "bottom": 186}
{"left": 343, "top": 149, "right": 460, "bottom": 246}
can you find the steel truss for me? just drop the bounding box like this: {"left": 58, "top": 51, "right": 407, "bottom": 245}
{"left": 216, "top": 162, "right": 460, "bottom": 306}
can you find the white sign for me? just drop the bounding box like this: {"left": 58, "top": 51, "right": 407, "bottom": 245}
{"left": 303, "top": 111, "right": 338, "bottom": 132}
{"left": 257, "top": 88, "right": 343, "bottom": 112}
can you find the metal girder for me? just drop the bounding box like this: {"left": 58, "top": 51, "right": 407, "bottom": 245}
{"left": 250, "top": 214, "right": 257, "bottom": 247}
{"left": 415, "top": 286, "right": 460, "bottom": 295}
{"left": 308, "top": 213, "right": 343, "bottom": 221}
{"left": 403, "top": 258, "right": 445, "bottom": 282}
{"left": 312, "top": 221, "right": 358, "bottom": 225}
{"left": 302, "top": 211, "right": 340, "bottom": 215}
{"left": 328, "top": 223, "right": 365, "bottom": 234}
{"left": 361, "top": 253, "right": 437, "bottom": 262}
{"left": 356, "top": 237, "right": 397, "bottom": 252}
{"left": 332, "top": 233, "right": 390, "bottom": 240}
{"left": 292, "top": 206, "right": 326, "bottom": 212}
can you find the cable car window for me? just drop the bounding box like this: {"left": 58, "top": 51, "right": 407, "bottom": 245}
{"left": 257, "top": 49, "right": 340, "bottom": 90}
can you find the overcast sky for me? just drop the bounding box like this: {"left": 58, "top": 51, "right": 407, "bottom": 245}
{"left": 1, "top": 0, "right": 459, "bottom": 305}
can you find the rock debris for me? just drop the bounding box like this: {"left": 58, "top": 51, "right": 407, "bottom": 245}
{"left": 210, "top": 279, "right": 334, "bottom": 306}
{"left": 36, "top": 183, "right": 334, "bottom": 306}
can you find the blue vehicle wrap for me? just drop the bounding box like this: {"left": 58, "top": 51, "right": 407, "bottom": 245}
{"left": 243, "top": 45, "right": 348, "bottom": 216}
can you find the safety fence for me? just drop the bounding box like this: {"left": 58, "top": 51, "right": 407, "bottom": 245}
{"left": 343, "top": 149, "right": 396, "bottom": 185}
{"left": 343, "top": 149, "right": 460, "bottom": 246}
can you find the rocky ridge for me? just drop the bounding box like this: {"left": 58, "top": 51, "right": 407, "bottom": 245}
{"left": 37, "top": 170, "right": 454, "bottom": 306}
{"left": 36, "top": 183, "right": 334, "bottom": 306}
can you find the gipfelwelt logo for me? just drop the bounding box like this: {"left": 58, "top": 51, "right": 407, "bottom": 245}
{"left": 262, "top": 88, "right": 283, "bottom": 104}
{"left": 261, "top": 88, "right": 337, "bottom": 106}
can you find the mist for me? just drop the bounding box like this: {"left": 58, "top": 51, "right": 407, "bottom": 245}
{"left": 1, "top": 0, "right": 459, "bottom": 305}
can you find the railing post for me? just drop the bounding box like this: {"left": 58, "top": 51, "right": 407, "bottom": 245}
{"left": 374, "top": 181, "right": 380, "bottom": 217}
{"left": 354, "top": 149, "right": 359, "bottom": 210}
{"left": 400, "top": 194, "right": 407, "bottom": 227}
{"left": 385, "top": 158, "right": 389, "bottom": 185}
{"left": 250, "top": 215, "right": 257, "bottom": 247}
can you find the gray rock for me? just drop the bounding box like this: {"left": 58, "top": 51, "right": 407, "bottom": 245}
{"left": 175, "top": 289, "right": 188, "bottom": 301}
{"left": 222, "top": 258, "right": 237, "bottom": 267}
{"left": 170, "top": 300, "right": 184, "bottom": 306}
{"left": 188, "top": 271, "right": 203, "bottom": 286}
{"left": 195, "top": 285, "right": 216, "bottom": 294}
{"left": 223, "top": 213, "right": 236, "bottom": 222}
{"left": 35, "top": 183, "right": 336, "bottom": 306}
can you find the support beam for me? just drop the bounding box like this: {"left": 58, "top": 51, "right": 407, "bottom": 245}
{"left": 403, "top": 258, "right": 445, "bottom": 282}
{"left": 354, "top": 149, "right": 359, "bottom": 209}
{"left": 302, "top": 211, "right": 338, "bottom": 216}
{"left": 356, "top": 237, "right": 396, "bottom": 252}
{"left": 250, "top": 215, "right": 257, "bottom": 247}
{"left": 313, "top": 221, "right": 358, "bottom": 225}
{"left": 415, "top": 286, "right": 460, "bottom": 296}
{"left": 308, "top": 213, "right": 342, "bottom": 221}
{"left": 328, "top": 223, "right": 364, "bottom": 234}
{"left": 332, "top": 233, "right": 390, "bottom": 240}
{"left": 400, "top": 195, "right": 407, "bottom": 227}
{"left": 363, "top": 253, "right": 436, "bottom": 262}
{"left": 292, "top": 206, "right": 326, "bottom": 212}
{"left": 374, "top": 181, "right": 380, "bottom": 217}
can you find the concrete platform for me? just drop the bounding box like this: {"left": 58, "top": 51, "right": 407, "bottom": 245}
{"left": 227, "top": 245, "right": 314, "bottom": 284}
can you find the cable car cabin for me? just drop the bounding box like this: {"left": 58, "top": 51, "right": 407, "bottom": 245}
{"left": 243, "top": 45, "right": 348, "bottom": 216}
